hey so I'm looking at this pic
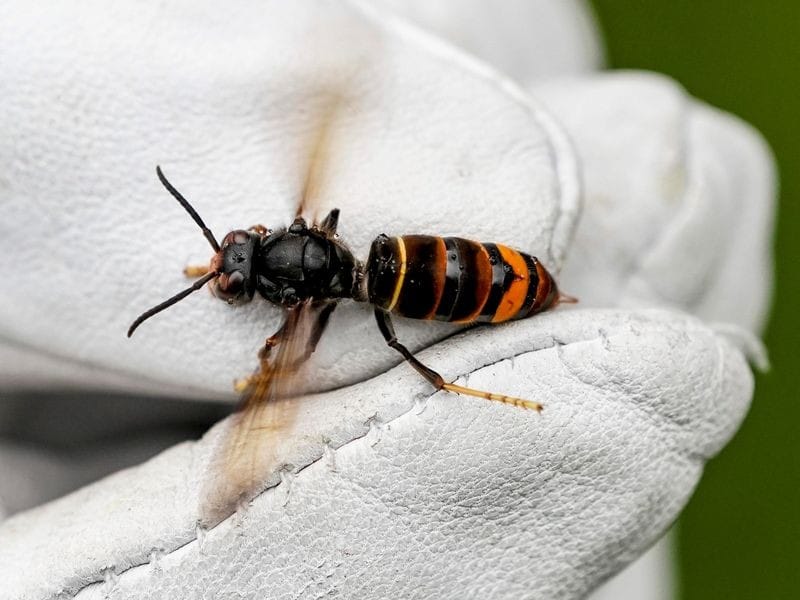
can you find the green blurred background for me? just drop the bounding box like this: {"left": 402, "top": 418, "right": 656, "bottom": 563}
{"left": 588, "top": 2, "right": 799, "bottom": 598}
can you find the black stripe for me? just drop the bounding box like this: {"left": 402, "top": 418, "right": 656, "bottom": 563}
{"left": 519, "top": 253, "right": 540, "bottom": 318}
{"left": 477, "top": 243, "right": 507, "bottom": 322}
{"left": 449, "top": 238, "right": 486, "bottom": 321}
{"left": 435, "top": 237, "right": 461, "bottom": 321}
{"left": 397, "top": 235, "right": 442, "bottom": 319}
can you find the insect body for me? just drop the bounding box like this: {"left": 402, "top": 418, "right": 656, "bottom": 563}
{"left": 129, "top": 160, "right": 572, "bottom": 523}
{"left": 128, "top": 169, "right": 568, "bottom": 412}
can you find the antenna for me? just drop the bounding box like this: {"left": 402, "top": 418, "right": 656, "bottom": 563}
{"left": 156, "top": 166, "right": 220, "bottom": 252}
{"left": 128, "top": 168, "right": 224, "bottom": 337}
{"left": 127, "top": 270, "right": 219, "bottom": 337}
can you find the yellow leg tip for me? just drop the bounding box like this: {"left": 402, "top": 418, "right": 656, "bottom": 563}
{"left": 518, "top": 399, "right": 544, "bottom": 412}
{"left": 233, "top": 378, "right": 251, "bottom": 393}
{"left": 441, "top": 382, "right": 542, "bottom": 412}
{"left": 184, "top": 265, "right": 210, "bottom": 278}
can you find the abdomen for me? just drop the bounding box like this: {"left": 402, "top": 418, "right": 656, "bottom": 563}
{"left": 366, "top": 234, "right": 560, "bottom": 323}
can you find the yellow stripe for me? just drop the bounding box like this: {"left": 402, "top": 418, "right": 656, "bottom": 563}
{"left": 386, "top": 236, "right": 407, "bottom": 312}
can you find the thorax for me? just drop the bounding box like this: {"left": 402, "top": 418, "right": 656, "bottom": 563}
{"left": 255, "top": 229, "right": 359, "bottom": 305}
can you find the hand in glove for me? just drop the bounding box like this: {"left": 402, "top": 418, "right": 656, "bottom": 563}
{"left": 0, "top": 1, "right": 773, "bottom": 599}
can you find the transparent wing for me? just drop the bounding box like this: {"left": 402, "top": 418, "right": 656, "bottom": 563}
{"left": 295, "top": 93, "right": 346, "bottom": 223}
{"left": 199, "top": 300, "right": 332, "bottom": 527}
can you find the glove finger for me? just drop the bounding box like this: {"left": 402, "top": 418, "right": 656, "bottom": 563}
{"left": 0, "top": 0, "right": 578, "bottom": 395}
{"left": 0, "top": 307, "right": 752, "bottom": 599}
{"left": 534, "top": 73, "right": 776, "bottom": 332}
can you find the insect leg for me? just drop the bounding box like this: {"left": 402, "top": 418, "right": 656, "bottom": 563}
{"left": 301, "top": 301, "right": 337, "bottom": 361}
{"left": 261, "top": 301, "right": 337, "bottom": 363}
{"left": 374, "top": 309, "right": 541, "bottom": 411}
{"left": 184, "top": 265, "right": 210, "bottom": 278}
{"left": 248, "top": 224, "right": 271, "bottom": 236}
{"left": 233, "top": 317, "right": 292, "bottom": 392}
{"left": 258, "top": 320, "right": 290, "bottom": 361}
{"left": 316, "top": 209, "right": 340, "bottom": 236}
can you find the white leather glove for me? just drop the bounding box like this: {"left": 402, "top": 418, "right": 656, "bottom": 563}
{"left": 0, "top": 1, "right": 774, "bottom": 599}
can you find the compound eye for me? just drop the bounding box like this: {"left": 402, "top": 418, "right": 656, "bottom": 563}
{"left": 216, "top": 270, "right": 245, "bottom": 300}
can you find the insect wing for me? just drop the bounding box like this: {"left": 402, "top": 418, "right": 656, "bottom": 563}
{"left": 295, "top": 94, "right": 346, "bottom": 224}
{"left": 199, "top": 303, "right": 320, "bottom": 527}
